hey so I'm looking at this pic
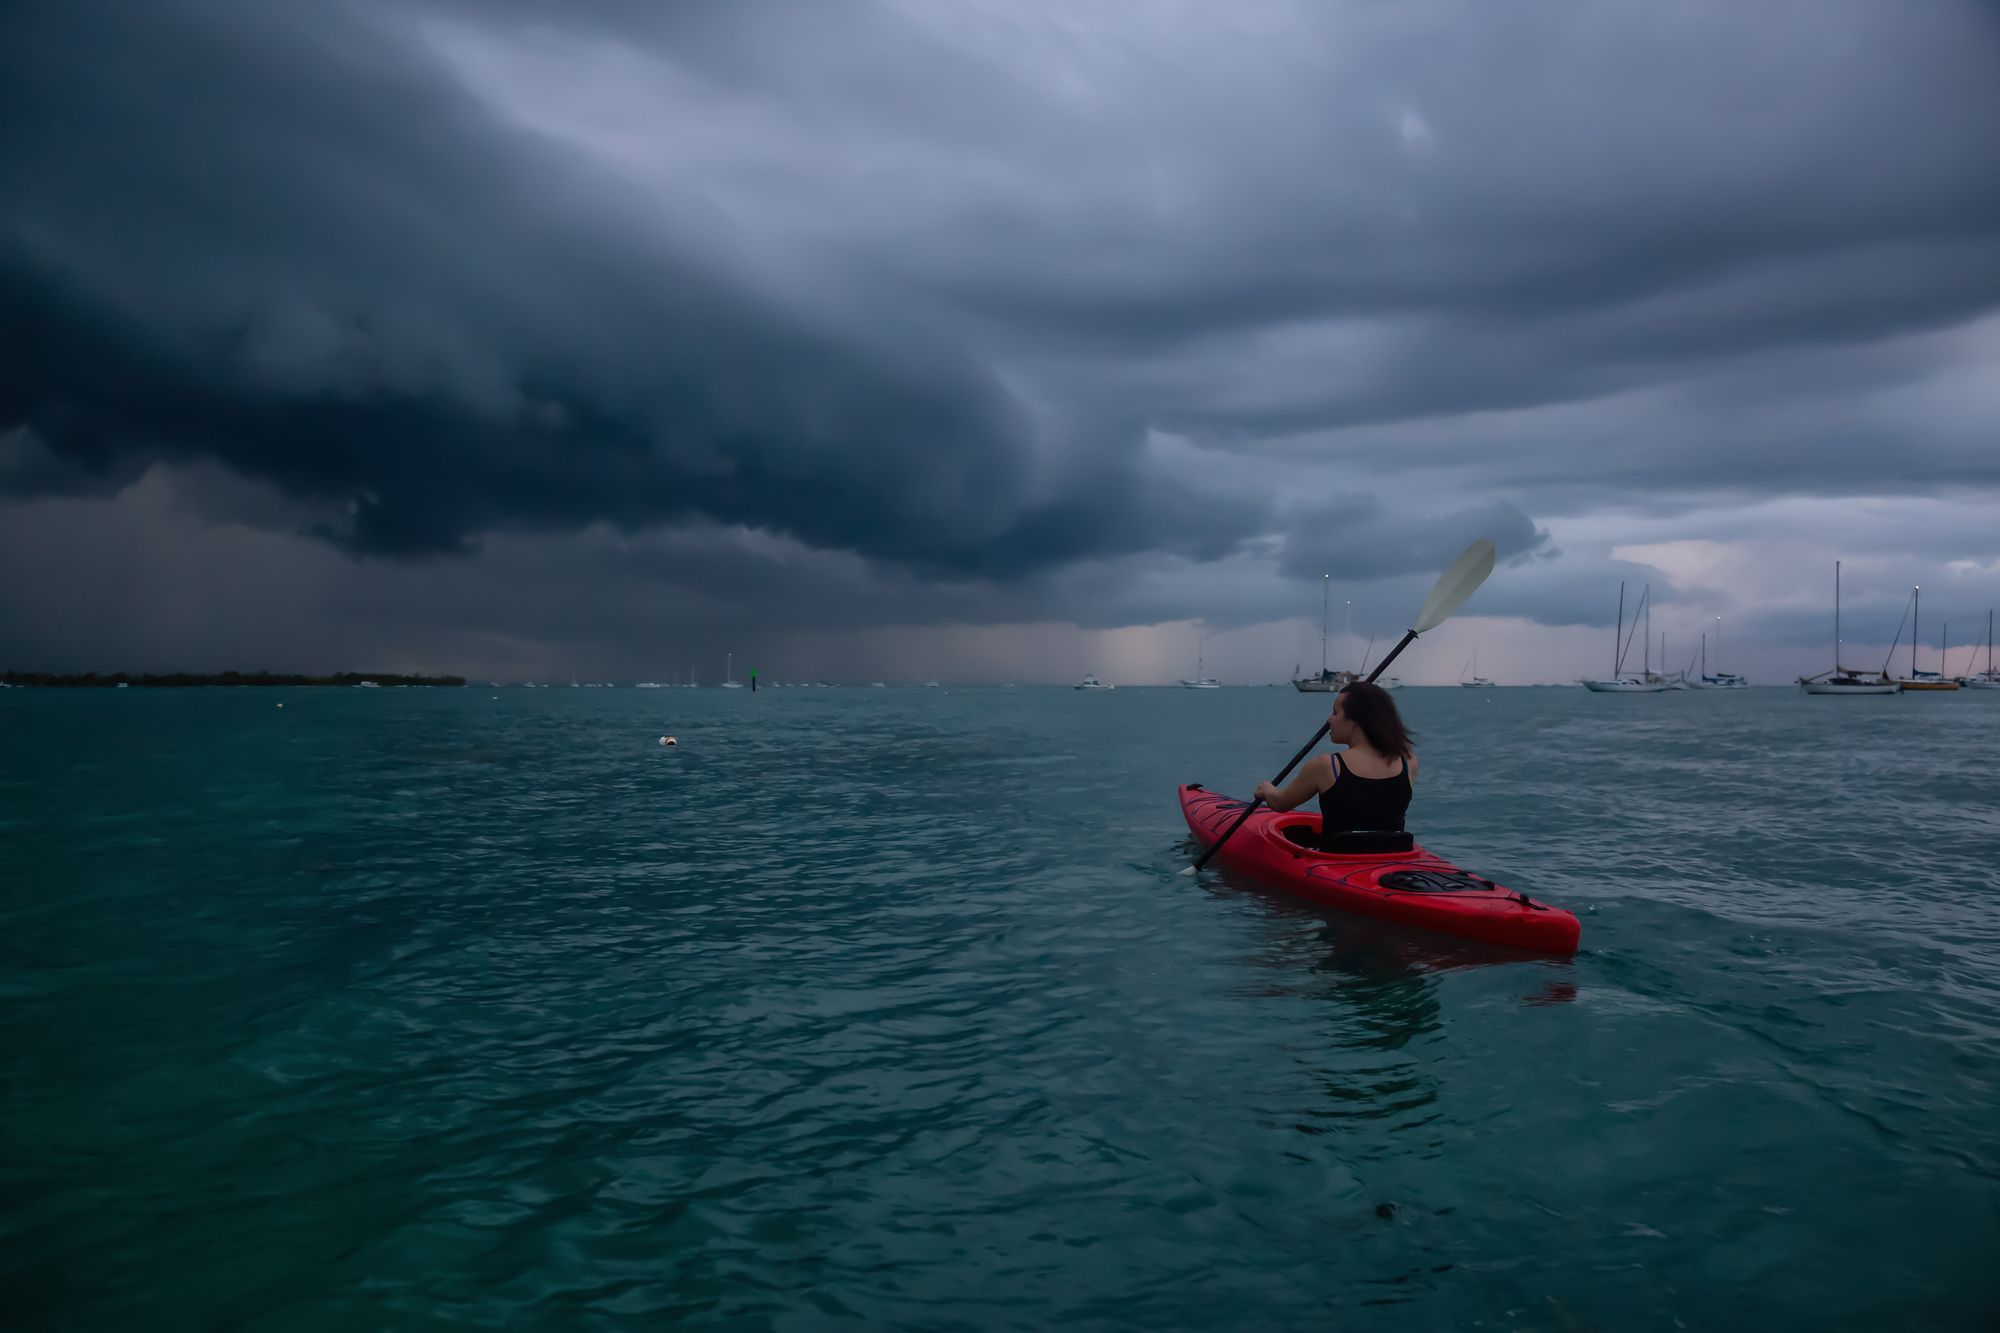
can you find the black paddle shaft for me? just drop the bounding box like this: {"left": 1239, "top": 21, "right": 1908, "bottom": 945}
{"left": 1192, "top": 629, "right": 1418, "bottom": 871}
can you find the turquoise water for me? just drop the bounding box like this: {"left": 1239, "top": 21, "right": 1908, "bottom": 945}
{"left": 4, "top": 684, "right": 1997, "bottom": 1330}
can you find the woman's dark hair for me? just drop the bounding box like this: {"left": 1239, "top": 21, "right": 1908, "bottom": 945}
{"left": 1336, "top": 681, "right": 1413, "bottom": 760}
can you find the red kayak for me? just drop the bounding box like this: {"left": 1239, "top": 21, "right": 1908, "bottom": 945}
{"left": 1179, "top": 784, "right": 1581, "bottom": 955}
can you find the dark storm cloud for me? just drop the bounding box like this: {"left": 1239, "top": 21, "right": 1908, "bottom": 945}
{"left": 0, "top": 0, "right": 1260, "bottom": 571}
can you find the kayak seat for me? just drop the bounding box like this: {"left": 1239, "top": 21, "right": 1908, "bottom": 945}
{"left": 1321, "top": 829, "right": 1416, "bottom": 855}
{"left": 1278, "top": 823, "right": 1415, "bottom": 855}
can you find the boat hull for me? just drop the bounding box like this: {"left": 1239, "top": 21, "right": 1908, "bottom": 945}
{"left": 1800, "top": 679, "right": 1899, "bottom": 695}
{"left": 1179, "top": 785, "right": 1580, "bottom": 955}
{"left": 1581, "top": 679, "right": 1673, "bottom": 693}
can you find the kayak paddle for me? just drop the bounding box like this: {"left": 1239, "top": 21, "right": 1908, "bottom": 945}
{"left": 1182, "top": 538, "right": 1497, "bottom": 875}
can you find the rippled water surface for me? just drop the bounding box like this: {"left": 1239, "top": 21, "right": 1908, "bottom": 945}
{"left": 5, "top": 684, "right": 1998, "bottom": 1329}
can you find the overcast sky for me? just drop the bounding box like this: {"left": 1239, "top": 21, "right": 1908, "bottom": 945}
{"left": 4, "top": 0, "right": 1998, "bottom": 683}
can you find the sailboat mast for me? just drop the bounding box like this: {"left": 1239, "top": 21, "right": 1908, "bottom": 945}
{"left": 1320, "top": 575, "right": 1329, "bottom": 675}
{"left": 1614, "top": 582, "right": 1625, "bottom": 675}
{"left": 1644, "top": 591, "right": 1651, "bottom": 675}
{"left": 1716, "top": 616, "right": 1723, "bottom": 675}
{"left": 1701, "top": 633, "right": 1706, "bottom": 677}
{"left": 1912, "top": 587, "right": 1919, "bottom": 679}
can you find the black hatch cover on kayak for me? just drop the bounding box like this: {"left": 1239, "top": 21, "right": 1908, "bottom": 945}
{"left": 1378, "top": 868, "right": 1497, "bottom": 895}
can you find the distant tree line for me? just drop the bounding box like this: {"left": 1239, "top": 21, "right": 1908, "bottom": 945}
{"left": 0, "top": 671, "right": 467, "bottom": 688}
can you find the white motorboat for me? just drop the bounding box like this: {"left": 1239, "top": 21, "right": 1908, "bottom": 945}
{"left": 1075, "top": 673, "right": 1115, "bottom": 691}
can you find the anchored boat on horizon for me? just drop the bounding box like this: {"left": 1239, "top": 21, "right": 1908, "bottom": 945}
{"left": 1583, "top": 582, "right": 1675, "bottom": 692}
{"left": 1800, "top": 561, "right": 1899, "bottom": 694}
{"left": 1292, "top": 575, "right": 1358, "bottom": 692}
{"left": 1886, "top": 585, "right": 1958, "bottom": 691}
{"left": 1963, "top": 610, "right": 2000, "bottom": 690}
{"left": 1689, "top": 617, "right": 1748, "bottom": 688}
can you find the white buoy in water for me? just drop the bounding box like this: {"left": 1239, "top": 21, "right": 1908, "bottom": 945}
{"left": 276, "top": 703, "right": 284, "bottom": 708}
{"left": 658, "top": 735, "right": 677, "bottom": 747}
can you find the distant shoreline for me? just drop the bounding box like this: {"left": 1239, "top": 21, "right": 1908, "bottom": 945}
{"left": 1, "top": 671, "right": 467, "bottom": 688}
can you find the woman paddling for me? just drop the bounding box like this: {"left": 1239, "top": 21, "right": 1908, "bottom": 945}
{"left": 1253, "top": 681, "right": 1416, "bottom": 844}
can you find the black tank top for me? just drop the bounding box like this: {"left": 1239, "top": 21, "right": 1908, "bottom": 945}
{"left": 1318, "top": 752, "right": 1412, "bottom": 834}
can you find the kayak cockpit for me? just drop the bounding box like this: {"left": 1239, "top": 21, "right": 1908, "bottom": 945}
{"left": 1271, "top": 815, "right": 1419, "bottom": 858}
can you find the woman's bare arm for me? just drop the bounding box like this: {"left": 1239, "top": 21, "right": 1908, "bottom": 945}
{"left": 1256, "top": 754, "right": 1332, "bottom": 812}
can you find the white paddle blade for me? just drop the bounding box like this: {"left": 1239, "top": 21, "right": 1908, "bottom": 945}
{"left": 1412, "top": 539, "right": 1496, "bottom": 634}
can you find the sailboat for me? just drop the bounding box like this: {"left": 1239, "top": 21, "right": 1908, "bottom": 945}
{"left": 1892, "top": 587, "right": 1959, "bottom": 690}
{"left": 1688, "top": 618, "right": 1748, "bottom": 688}
{"left": 1800, "top": 562, "right": 1899, "bottom": 694}
{"left": 1293, "top": 575, "right": 1357, "bottom": 692}
{"left": 1962, "top": 611, "right": 2000, "bottom": 689}
{"left": 1458, "top": 647, "right": 1496, "bottom": 688}
{"left": 1583, "top": 582, "right": 1674, "bottom": 692}
{"left": 719, "top": 652, "right": 745, "bottom": 689}
{"left": 1660, "top": 633, "right": 1689, "bottom": 689}
{"left": 1181, "top": 628, "right": 1220, "bottom": 689}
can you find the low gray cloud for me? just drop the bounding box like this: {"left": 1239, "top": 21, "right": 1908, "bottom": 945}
{"left": 1279, "top": 497, "right": 1549, "bottom": 582}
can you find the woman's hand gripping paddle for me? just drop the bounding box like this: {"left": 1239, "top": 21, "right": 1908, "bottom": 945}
{"left": 1181, "top": 539, "right": 1497, "bottom": 875}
